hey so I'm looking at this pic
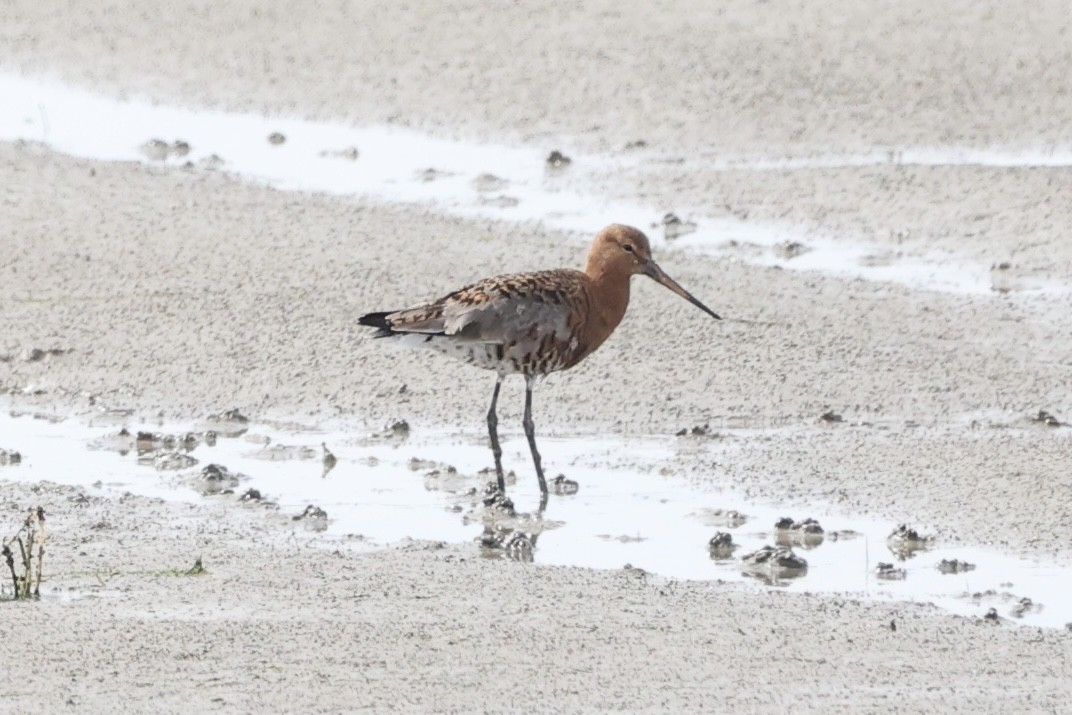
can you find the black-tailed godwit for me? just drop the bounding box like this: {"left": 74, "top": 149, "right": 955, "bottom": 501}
{"left": 359, "top": 224, "right": 720, "bottom": 498}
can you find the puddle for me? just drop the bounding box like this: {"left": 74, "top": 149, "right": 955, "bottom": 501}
{"left": 1, "top": 410, "right": 1070, "bottom": 628}
{"left": 1, "top": 73, "right": 1065, "bottom": 296}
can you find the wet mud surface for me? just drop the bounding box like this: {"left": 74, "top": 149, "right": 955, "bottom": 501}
{"left": 4, "top": 409, "right": 1070, "bottom": 628}
{"left": 4, "top": 74, "right": 1071, "bottom": 296}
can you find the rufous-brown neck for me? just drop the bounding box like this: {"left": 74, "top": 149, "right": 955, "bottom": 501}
{"left": 583, "top": 254, "right": 632, "bottom": 350}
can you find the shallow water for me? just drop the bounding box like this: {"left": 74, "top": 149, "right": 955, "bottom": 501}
{"left": 1, "top": 410, "right": 1068, "bottom": 628}
{"left": 1, "top": 73, "right": 1066, "bottom": 295}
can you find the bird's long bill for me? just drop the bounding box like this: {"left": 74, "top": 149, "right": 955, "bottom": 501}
{"left": 643, "top": 261, "right": 722, "bottom": 320}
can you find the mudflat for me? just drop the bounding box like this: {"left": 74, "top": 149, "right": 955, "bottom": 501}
{"left": 2, "top": 1, "right": 1071, "bottom": 712}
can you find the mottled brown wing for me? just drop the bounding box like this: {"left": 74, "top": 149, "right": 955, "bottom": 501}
{"left": 385, "top": 269, "right": 587, "bottom": 346}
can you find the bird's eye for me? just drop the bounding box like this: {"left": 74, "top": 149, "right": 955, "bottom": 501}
{"left": 623, "top": 244, "right": 635, "bottom": 253}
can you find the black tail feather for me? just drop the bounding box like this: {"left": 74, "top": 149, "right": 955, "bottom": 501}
{"left": 358, "top": 311, "right": 397, "bottom": 338}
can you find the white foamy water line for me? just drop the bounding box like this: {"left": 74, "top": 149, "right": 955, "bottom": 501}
{"left": 1, "top": 73, "right": 1066, "bottom": 295}
{"left": 2, "top": 410, "right": 1070, "bottom": 628}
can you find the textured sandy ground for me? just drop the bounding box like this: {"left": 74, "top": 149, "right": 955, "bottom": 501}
{"left": 2, "top": 0, "right": 1072, "bottom": 712}
{"left": 3, "top": 481, "right": 1072, "bottom": 715}
{"left": 6, "top": 0, "right": 1072, "bottom": 279}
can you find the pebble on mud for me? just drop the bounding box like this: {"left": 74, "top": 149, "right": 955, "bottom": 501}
{"left": 819, "top": 410, "right": 844, "bottom": 423}
{"left": 267, "top": 132, "right": 286, "bottom": 145}
{"left": 0, "top": 448, "right": 22, "bottom": 465}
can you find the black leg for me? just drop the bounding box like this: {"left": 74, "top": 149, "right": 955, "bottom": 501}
{"left": 487, "top": 376, "right": 505, "bottom": 491}
{"left": 522, "top": 376, "right": 548, "bottom": 495}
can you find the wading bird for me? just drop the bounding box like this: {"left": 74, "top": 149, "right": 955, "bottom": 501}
{"left": 359, "top": 224, "right": 720, "bottom": 500}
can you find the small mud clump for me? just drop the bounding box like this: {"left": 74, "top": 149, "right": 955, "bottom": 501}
{"left": 1010, "top": 597, "right": 1041, "bottom": 619}
{"left": 22, "top": 347, "right": 72, "bottom": 362}
{"left": 773, "top": 241, "right": 811, "bottom": 260}
{"left": 477, "top": 194, "right": 520, "bottom": 209}
{"left": 936, "top": 558, "right": 976, "bottom": 574}
{"left": 205, "top": 409, "right": 250, "bottom": 437}
{"left": 502, "top": 531, "right": 535, "bottom": 562}
{"left": 545, "top": 150, "right": 571, "bottom": 168}
{"left": 381, "top": 418, "right": 410, "bottom": 439}
{"left": 708, "top": 531, "right": 736, "bottom": 560}
{"left": 875, "top": 562, "right": 907, "bottom": 580}
{"left": 144, "top": 451, "right": 198, "bottom": 471}
{"left": 136, "top": 430, "right": 200, "bottom": 455}
{"left": 139, "top": 139, "right": 190, "bottom": 161}
{"left": 251, "top": 443, "right": 317, "bottom": 461}
{"left": 481, "top": 483, "right": 516, "bottom": 516}
{"left": 0, "top": 448, "right": 22, "bottom": 465}
{"left": 267, "top": 132, "right": 286, "bottom": 145}
{"left": 292, "top": 504, "right": 328, "bottom": 531}
{"left": 676, "top": 423, "right": 716, "bottom": 437}
{"left": 775, "top": 517, "right": 825, "bottom": 548}
{"left": 709, "top": 531, "right": 734, "bottom": 548}
{"left": 198, "top": 154, "right": 225, "bottom": 170}
{"left": 1032, "top": 410, "right": 1062, "bottom": 427}
{"left": 887, "top": 524, "right": 931, "bottom": 557}
{"left": 659, "top": 212, "right": 697, "bottom": 240}
{"left": 418, "top": 168, "right": 454, "bottom": 182}
{"left": 552, "top": 475, "right": 579, "bottom": 495}
{"left": 477, "top": 466, "right": 517, "bottom": 486}
{"left": 198, "top": 463, "right": 243, "bottom": 494}
{"left": 701, "top": 508, "right": 747, "bottom": 528}
{"left": 318, "top": 146, "right": 359, "bottom": 161}
{"left": 238, "top": 488, "right": 263, "bottom": 502}
{"left": 479, "top": 524, "right": 535, "bottom": 562}
{"left": 984, "top": 607, "right": 1001, "bottom": 623}
{"left": 472, "top": 173, "right": 509, "bottom": 192}
{"left": 819, "top": 410, "right": 844, "bottom": 423}
{"left": 139, "top": 138, "right": 170, "bottom": 161}
{"left": 775, "top": 517, "right": 824, "bottom": 534}
{"left": 740, "top": 545, "right": 808, "bottom": 584}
